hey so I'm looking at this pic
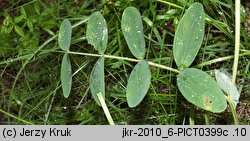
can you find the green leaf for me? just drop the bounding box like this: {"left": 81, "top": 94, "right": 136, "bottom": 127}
{"left": 126, "top": 60, "right": 151, "bottom": 107}
{"left": 177, "top": 68, "right": 227, "bottom": 113}
{"left": 240, "top": 4, "right": 246, "bottom": 23}
{"left": 34, "top": 1, "right": 40, "bottom": 14}
{"left": 14, "top": 25, "right": 25, "bottom": 37}
{"left": 14, "top": 15, "right": 25, "bottom": 23}
{"left": 3, "top": 14, "right": 13, "bottom": 25}
{"left": 215, "top": 70, "right": 240, "bottom": 109}
{"left": 27, "top": 19, "right": 34, "bottom": 32}
{"left": 173, "top": 3, "right": 205, "bottom": 69}
{"left": 58, "top": 19, "right": 72, "bottom": 51}
{"left": 86, "top": 12, "right": 108, "bottom": 54}
{"left": 121, "top": 6, "right": 146, "bottom": 60}
{"left": 21, "top": 7, "right": 27, "bottom": 18}
{"left": 61, "top": 54, "right": 72, "bottom": 98}
{"left": 90, "top": 57, "right": 105, "bottom": 105}
{"left": 6, "top": 25, "right": 14, "bottom": 34}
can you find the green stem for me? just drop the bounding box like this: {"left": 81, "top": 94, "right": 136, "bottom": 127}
{"left": 226, "top": 96, "right": 239, "bottom": 125}
{"left": 0, "top": 109, "right": 34, "bottom": 125}
{"left": 97, "top": 93, "right": 115, "bottom": 125}
{"left": 148, "top": 61, "right": 180, "bottom": 73}
{"left": 204, "top": 112, "right": 210, "bottom": 125}
{"left": 67, "top": 51, "right": 180, "bottom": 73}
{"left": 195, "top": 51, "right": 250, "bottom": 68}
{"left": 189, "top": 108, "right": 195, "bottom": 125}
{"left": 157, "top": 0, "right": 182, "bottom": 9}
{"left": 8, "top": 18, "right": 89, "bottom": 122}
{"left": 8, "top": 35, "right": 57, "bottom": 122}
{"left": 232, "top": 0, "right": 241, "bottom": 84}
{"left": 0, "top": 54, "right": 31, "bottom": 65}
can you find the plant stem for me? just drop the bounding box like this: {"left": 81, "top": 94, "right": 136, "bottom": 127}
{"left": 226, "top": 96, "right": 239, "bottom": 125}
{"left": 189, "top": 108, "right": 195, "bottom": 125}
{"left": 97, "top": 93, "right": 115, "bottom": 125}
{"left": 204, "top": 112, "right": 210, "bottom": 125}
{"left": 8, "top": 18, "right": 89, "bottom": 122}
{"left": 147, "top": 61, "right": 180, "bottom": 73}
{"left": 157, "top": 0, "right": 182, "bottom": 9}
{"left": 0, "top": 109, "right": 34, "bottom": 125}
{"left": 67, "top": 51, "right": 180, "bottom": 73}
{"left": 195, "top": 51, "right": 250, "bottom": 68}
{"left": 232, "top": 0, "right": 241, "bottom": 84}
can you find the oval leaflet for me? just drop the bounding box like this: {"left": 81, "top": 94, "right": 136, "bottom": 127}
{"left": 61, "top": 54, "right": 72, "bottom": 98}
{"left": 173, "top": 3, "right": 205, "bottom": 69}
{"left": 177, "top": 68, "right": 227, "bottom": 113}
{"left": 58, "top": 19, "right": 72, "bottom": 51}
{"left": 89, "top": 57, "right": 105, "bottom": 105}
{"left": 86, "top": 12, "right": 108, "bottom": 54}
{"left": 121, "top": 6, "right": 146, "bottom": 60}
{"left": 126, "top": 60, "right": 151, "bottom": 107}
{"left": 215, "top": 70, "right": 240, "bottom": 109}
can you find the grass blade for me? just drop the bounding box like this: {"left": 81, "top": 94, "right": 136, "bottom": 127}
{"left": 232, "top": 0, "right": 241, "bottom": 83}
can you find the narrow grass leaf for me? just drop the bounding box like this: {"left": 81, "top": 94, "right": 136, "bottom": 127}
{"left": 58, "top": 19, "right": 72, "bottom": 51}
{"left": 122, "top": 6, "right": 145, "bottom": 60}
{"left": 90, "top": 57, "right": 105, "bottom": 105}
{"left": 126, "top": 60, "right": 151, "bottom": 107}
{"left": 61, "top": 54, "right": 72, "bottom": 98}
{"left": 177, "top": 68, "right": 227, "bottom": 113}
{"left": 173, "top": 3, "right": 205, "bottom": 69}
{"left": 86, "top": 12, "right": 108, "bottom": 54}
{"left": 215, "top": 70, "right": 240, "bottom": 109}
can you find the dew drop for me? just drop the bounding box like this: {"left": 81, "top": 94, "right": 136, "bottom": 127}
{"left": 133, "top": 44, "right": 137, "bottom": 48}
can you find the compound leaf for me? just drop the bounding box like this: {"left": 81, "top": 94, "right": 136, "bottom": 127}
{"left": 86, "top": 12, "right": 108, "bottom": 54}
{"left": 126, "top": 60, "right": 151, "bottom": 107}
{"left": 173, "top": 3, "right": 205, "bottom": 69}
{"left": 58, "top": 19, "right": 72, "bottom": 51}
{"left": 61, "top": 54, "right": 72, "bottom": 98}
{"left": 90, "top": 57, "right": 105, "bottom": 105}
{"left": 177, "top": 68, "right": 227, "bottom": 113}
{"left": 122, "top": 6, "right": 145, "bottom": 60}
